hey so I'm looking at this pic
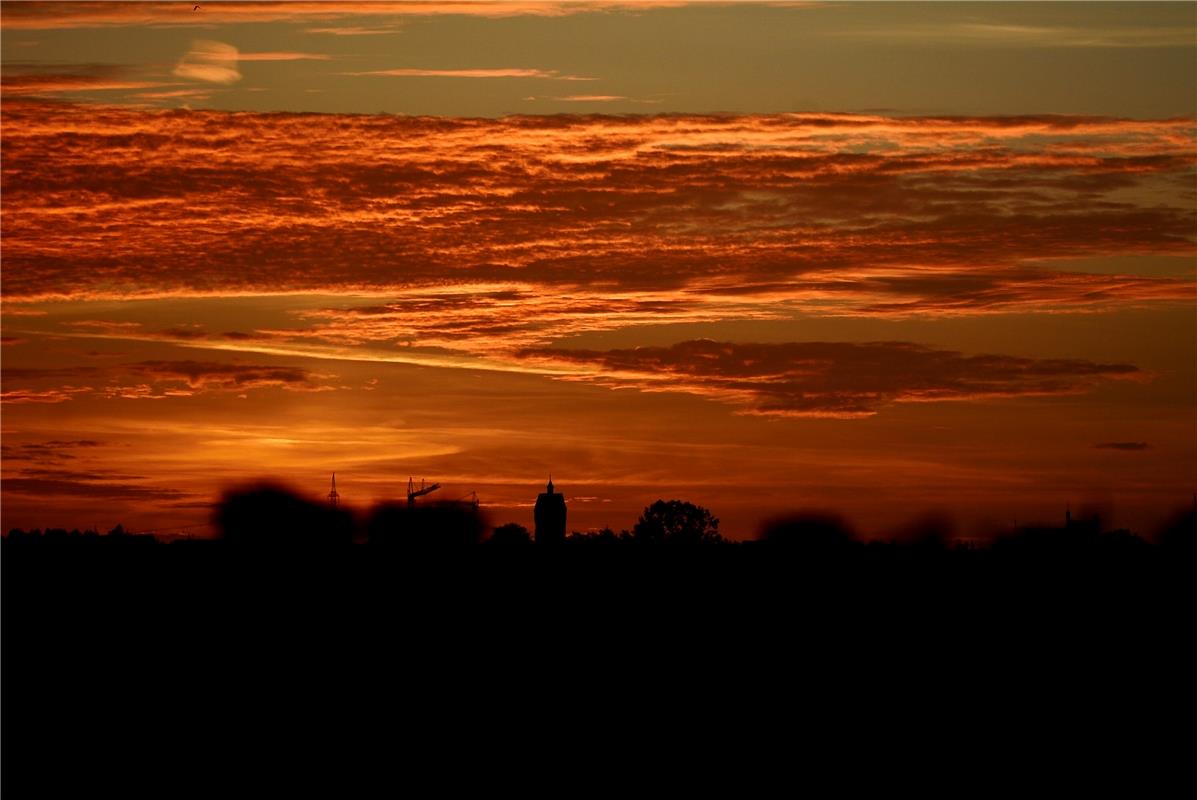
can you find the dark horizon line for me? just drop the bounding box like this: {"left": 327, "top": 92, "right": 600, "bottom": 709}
{"left": 5, "top": 506, "right": 1194, "bottom": 548}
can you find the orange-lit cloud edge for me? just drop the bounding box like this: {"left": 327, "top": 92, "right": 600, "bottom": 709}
{"left": 4, "top": 2, "right": 1192, "bottom": 54}
{"left": 0, "top": 2, "right": 815, "bottom": 30}
{"left": 2, "top": 99, "right": 1195, "bottom": 417}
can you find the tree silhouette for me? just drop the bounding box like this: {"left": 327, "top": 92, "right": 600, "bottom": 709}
{"left": 489, "top": 522, "right": 532, "bottom": 547}
{"left": 758, "top": 512, "right": 857, "bottom": 555}
{"left": 632, "top": 499, "right": 722, "bottom": 545}
{"left": 218, "top": 484, "right": 352, "bottom": 546}
{"left": 1157, "top": 506, "right": 1196, "bottom": 554}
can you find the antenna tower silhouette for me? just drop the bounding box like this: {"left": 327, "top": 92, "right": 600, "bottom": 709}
{"left": 328, "top": 472, "right": 340, "bottom": 509}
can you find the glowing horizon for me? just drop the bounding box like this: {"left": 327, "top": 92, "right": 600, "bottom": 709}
{"left": 2, "top": 1, "right": 1194, "bottom": 539}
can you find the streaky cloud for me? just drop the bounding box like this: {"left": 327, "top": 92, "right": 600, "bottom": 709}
{"left": 173, "top": 40, "right": 241, "bottom": 84}
{"left": 237, "top": 51, "right": 333, "bottom": 62}
{"left": 0, "top": 357, "right": 338, "bottom": 403}
{"left": 0, "top": 2, "right": 722, "bottom": 30}
{"left": 2, "top": 103, "right": 1193, "bottom": 360}
{"left": 345, "top": 68, "right": 591, "bottom": 79}
{"left": 517, "top": 339, "right": 1146, "bottom": 418}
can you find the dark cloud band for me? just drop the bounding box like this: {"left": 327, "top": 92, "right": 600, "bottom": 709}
{"left": 518, "top": 339, "right": 1145, "bottom": 417}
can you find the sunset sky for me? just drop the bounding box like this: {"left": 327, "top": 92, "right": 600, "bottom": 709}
{"left": 2, "top": 1, "right": 1195, "bottom": 539}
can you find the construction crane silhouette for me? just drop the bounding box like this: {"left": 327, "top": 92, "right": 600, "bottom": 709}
{"left": 407, "top": 477, "right": 441, "bottom": 507}
{"left": 457, "top": 490, "right": 479, "bottom": 511}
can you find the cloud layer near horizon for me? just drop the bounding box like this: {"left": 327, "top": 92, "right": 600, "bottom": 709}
{"left": 0, "top": 358, "right": 334, "bottom": 403}
{"left": 1, "top": 329, "right": 1144, "bottom": 417}
{"left": 517, "top": 339, "right": 1145, "bottom": 417}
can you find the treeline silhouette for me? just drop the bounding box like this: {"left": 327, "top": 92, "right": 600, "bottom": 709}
{"left": 5, "top": 482, "right": 1192, "bottom": 797}
{"left": 5, "top": 483, "right": 1195, "bottom": 562}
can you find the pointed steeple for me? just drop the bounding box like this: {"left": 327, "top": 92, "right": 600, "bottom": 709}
{"left": 547, "top": 474, "right": 554, "bottom": 494}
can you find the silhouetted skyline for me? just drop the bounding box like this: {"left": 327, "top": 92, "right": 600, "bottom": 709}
{"left": 3, "top": 8, "right": 1193, "bottom": 797}
{"left": 6, "top": 476, "right": 1195, "bottom": 555}
{"left": 2, "top": 1, "right": 1194, "bottom": 545}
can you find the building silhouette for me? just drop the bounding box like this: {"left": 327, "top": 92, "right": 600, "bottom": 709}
{"left": 534, "top": 477, "right": 566, "bottom": 545}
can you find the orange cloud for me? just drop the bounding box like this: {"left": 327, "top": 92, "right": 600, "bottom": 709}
{"left": 2, "top": 471, "right": 188, "bottom": 501}
{"left": 1, "top": 439, "right": 104, "bottom": 464}
{"left": 126, "top": 360, "right": 329, "bottom": 391}
{"left": 0, "top": 387, "right": 93, "bottom": 404}
{"left": 0, "top": 2, "right": 705, "bottom": 30}
{"left": 555, "top": 95, "right": 627, "bottom": 101}
{"left": 2, "top": 102, "right": 1193, "bottom": 354}
{"left": 304, "top": 26, "right": 403, "bottom": 36}
{"left": 63, "top": 320, "right": 144, "bottom": 332}
{"left": 346, "top": 68, "right": 591, "bottom": 79}
{"left": 1, "top": 358, "right": 336, "bottom": 402}
{"left": 835, "top": 21, "right": 1196, "bottom": 49}
{"left": 168, "top": 43, "right": 332, "bottom": 89}
{"left": 174, "top": 40, "right": 240, "bottom": 84}
{"left": 0, "top": 64, "right": 168, "bottom": 95}
{"left": 0, "top": 75, "right": 166, "bottom": 94}
{"left": 134, "top": 89, "right": 214, "bottom": 101}
{"left": 516, "top": 340, "right": 1146, "bottom": 417}
{"left": 238, "top": 52, "right": 333, "bottom": 61}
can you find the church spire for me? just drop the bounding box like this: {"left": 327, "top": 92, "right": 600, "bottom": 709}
{"left": 535, "top": 474, "right": 566, "bottom": 545}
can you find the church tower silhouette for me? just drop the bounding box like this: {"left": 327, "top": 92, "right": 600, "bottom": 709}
{"left": 534, "top": 476, "right": 566, "bottom": 544}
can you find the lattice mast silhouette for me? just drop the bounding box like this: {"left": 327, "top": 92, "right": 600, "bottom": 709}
{"left": 328, "top": 473, "right": 340, "bottom": 509}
